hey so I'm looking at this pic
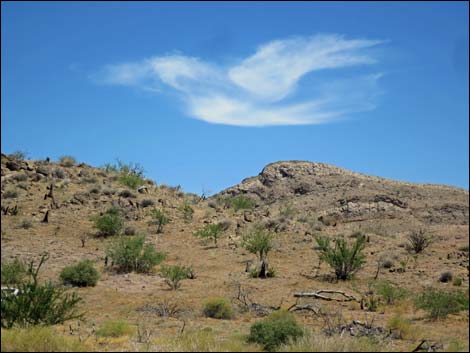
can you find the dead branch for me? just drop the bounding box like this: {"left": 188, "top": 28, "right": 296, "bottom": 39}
{"left": 293, "top": 290, "right": 360, "bottom": 302}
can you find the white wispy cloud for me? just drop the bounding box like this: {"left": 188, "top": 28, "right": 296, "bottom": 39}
{"left": 94, "top": 34, "right": 385, "bottom": 126}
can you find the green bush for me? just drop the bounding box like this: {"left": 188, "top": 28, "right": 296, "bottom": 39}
{"left": 375, "top": 280, "right": 407, "bottom": 305}
{"left": 59, "top": 260, "right": 99, "bottom": 287}
{"left": 1, "top": 326, "right": 90, "bottom": 352}
{"left": 193, "top": 223, "right": 224, "bottom": 247}
{"left": 453, "top": 277, "right": 463, "bottom": 287}
{"left": 229, "top": 195, "right": 255, "bottom": 211}
{"left": 92, "top": 207, "right": 124, "bottom": 236}
{"left": 58, "top": 156, "right": 76, "bottom": 167}
{"left": 1, "top": 254, "right": 82, "bottom": 328}
{"left": 179, "top": 201, "right": 194, "bottom": 222}
{"left": 160, "top": 264, "right": 191, "bottom": 290}
{"left": 1, "top": 258, "right": 27, "bottom": 285}
{"left": 414, "top": 288, "right": 469, "bottom": 320}
{"left": 203, "top": 298, "right": 233, "bottom": 319}
{"left": 106, "top": 236, "right": 165, "bottom": 273}
{"left": 247, "top": 310, "right": 304, "bottom": 351}
{"left": 314, "top": 234, "right": 366, "bottom": 280}
{"left": 95, "top": 320, "right": 134, "bottom": 338}
{"left": 148, "top": 208, "right": 169, "bottom": 233}
{"left": 115, "top": 160, "right": 146, "bottom": 189}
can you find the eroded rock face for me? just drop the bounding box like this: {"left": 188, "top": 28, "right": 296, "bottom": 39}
{"left": 216, "top": 160, "right": 469, "bottom": 226}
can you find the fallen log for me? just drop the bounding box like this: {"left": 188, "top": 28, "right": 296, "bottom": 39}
{"left": 293, "top": 290, "right": 360, "bottom": 302}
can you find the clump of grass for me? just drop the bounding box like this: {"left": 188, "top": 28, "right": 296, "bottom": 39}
{"left": 414, "top": 288, "right": 469, "bottom": 320}
{"left": 1, "top": 257, "right": 27, "bottom": 285}
{"left": 202, "top": 297, "right": 234, "bottom": 319}
{"left": 386, "top": 314, "right": 413, "bottom": 339}
{"left": 0, "top": 326, "right": 90, "bottom": 352}
{"left": 247, "top": 310, "right": 304, "bottom": 351}
{"left": 453, "top": 277, "right": 463, "bottom": 287}
{"left": 95, "top": 320, "right": 134, "bottom": 338}
{"left": 92, "top": 207, "right": 124, "bottom": 236}
{"left": 58, "top": 155, "right": 76, "bottom": 167}
{"left": 59, "top": 260, "right": 99, "bottom": 287}
{"left": 106, "top": 235, "right": 165, "bottom": 274}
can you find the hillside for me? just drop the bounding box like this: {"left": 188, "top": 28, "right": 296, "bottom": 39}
{"left": 1, "top": 154, "right": 469, "bottom": 352}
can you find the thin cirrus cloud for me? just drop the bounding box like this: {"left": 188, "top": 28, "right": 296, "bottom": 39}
{"left": 94, "top": 34, "right": 385, "bottom": 127}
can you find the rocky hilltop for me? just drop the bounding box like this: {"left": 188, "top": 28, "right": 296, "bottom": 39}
{"left": 217, "top": 160, "right": 469, "bottom": 226}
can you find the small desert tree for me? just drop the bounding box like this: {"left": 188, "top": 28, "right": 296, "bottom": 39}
{"left": 1, "top": 254, "right": 83, "bottom": 328}
{"left": 241, "top": 226, "right": 275, "bottom": 278}
{"left": 148, "top": 208, "right": 169, "bottom": 234}
{"left": 159, "top": 265, "right": 192, "bottom": 290}
{"left": 314, "top": 233, "right": 366, "bottom": 280}
{"left": 193, "top": 223, "right": 224, "bottom": 247}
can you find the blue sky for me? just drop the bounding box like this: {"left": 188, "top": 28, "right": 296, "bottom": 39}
{"left": 2, "top": 2, "right": 469, "bottom": 193}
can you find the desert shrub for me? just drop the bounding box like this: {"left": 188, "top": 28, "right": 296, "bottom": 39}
{"left": 113, "top": 160, "right": 146, "bottom": 189}
{"left": 406, "top": 230, "right": 432, "bottom": 254}
{"left": 148, "top": 208, "right": 169, "bottom": 234}
{"left": 193, "top": 223, "right": 224, "bottom": 247}
{"left": 458, "top": 244, "right": 469, "bottom": 253}
{"left": 203, "top": 297, "right": 233, "bottom": 319}
{"left": 314, "top": 234, "right": 366, "bottom": 280}
{"left": 386, "top": 314, "right": 413, "bottom": 339}
{"left": 414, "top": 288, "right": 469, "bottom": 319}
{"left": 12, "top": 173, "right": 28, "bottom": 182}
{"left": 279, "top": 203, "right": 295, "bottom": 218}
{"left": 118, "top": 189, "right": 135, "bottom": 198}
{"left": 102, "top": 188, "right": 116, "bottom": 196}
{"left": 247, "top": 310, "right": 304, "bottom": 351}
{"left": 51, "top": 167, "right": 66, "bottom": 179}
{"left": 453, "top": 277, "right": 463, "bottom": 286}
{"left": 1, "top": 254, "right": 82, "bottom": 328}
{"left": 381, "top": 259, "right": 394, "bottom": 269}
{"left": 141, "top": 199, "right": 155, "bottom": 208}
{"left": 375, "top": 280, "right": 407, "bottom": 305}
{"left": 229, "top": 195, "right": 255, "bottom": 211}
{"left": 439, "top": 271, "right": 453, "bottom": 283}
{"left": 59, "top": 156, "right": 76, "bottom": 167}
{"left": 160, "top": 264, "right": 191, "bottom": 290}
{"left": 179, "top": 201, "right": 194, "bottom": 222}
{"left": 95, "top": 320, "right": 134, "bottom": 338}
{"left": 1, "top": 257, "right": 27, "bottom": 285}
{"left": 19, "top": 219, "right": 33, "bottom": 229}
{"left": 88, "top": 186, "right": 100, "bottom": 194}
{"left": 217, "top": 218, "right": 232, "bottom": 231}
{"left": 59, "top": 260, "right": 99, "bottom": 287}
{"left": 124, "top": 226, "right": 136, "bottom": 236}
{"left": 106, "top": 236, "right": 165, "bottom": 273}
{"left": 241, "top": 227, "right": 275, "bottom": 262}
{"left": 9, "top": 150, "right": 28, "bottom": 161}
{"left": 3, "top": 189, "right": 18, "bottom": 199}
{"left": 92, "top": 207, "right": 124, "bottom": 236}
{"left": 1, "top": 326, "right": 90, "bottom": 352}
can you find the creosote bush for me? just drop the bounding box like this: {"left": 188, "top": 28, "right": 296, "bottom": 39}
{"left": 247, "top": 310, "right": 304, "bottom": 351}
{"left": 314, "top": 233, "right": 366, "bottom": 280}
{"left": 92, "top": 207, "right": 124, "bottom": 236}
{"left": 58, "top": 155, "right": 76, "bottom": 167}
{"left": 1, "top": 254, "right": 82, "bottom": 328}
{"left": 106, "top": 236, "right": 165, "bottom": 274}
{"left": 193, "top": 223, "right": 224, "bottom": 247}
{"left": 203, "top": 297, "right": 234, "bottom": 319}
{"left": 414, "top": 288, "right": 469, "bottom": 320}
{"left": 59, "top": 260, "right": 99, "bottom": 287}
{"left": 406, "top": 229, "right": 432, "bottom": 254}
{"left": 160, "top": 264, "right": 192, "bottom": 290}
{"left": 1, "top": 257, "right": 27, "bottom": 285}
{"left": 229, "top": 195, "right": 255, "bottom": 211}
